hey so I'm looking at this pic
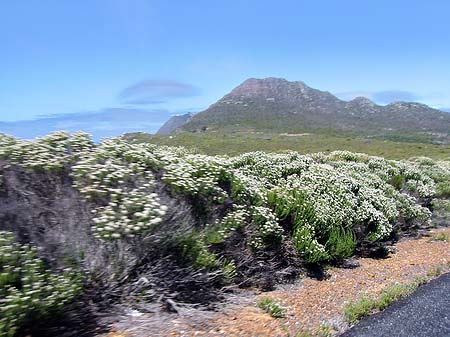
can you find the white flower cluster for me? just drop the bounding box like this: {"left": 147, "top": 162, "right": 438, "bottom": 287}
{"left": 409, "top": 157, "right": 450, "bottom": 198}
{"left": 206, "top": 206, "right": 249, "bottom": 244}
{"left": 0, "top": 231, "right": 80, "bottom": 336}
{"left": 157, "top": 152, "right": 232, "bottom": 204}
{"left": 249, "top": 205, "right": 284, "bottom": 248}
{"left": 293, "top": 221, "right": 328, "bottom": 263}
{"left": 91, "top": 187, "right": 167, "bottom": 239}
{"left": 71, "top": 141, "right": 168, "bottom": 240}
{"left": 0, "top": 131, "right": 93, "bottom": 171}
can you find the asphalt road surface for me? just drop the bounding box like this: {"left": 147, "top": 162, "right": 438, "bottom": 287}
{"left": 341, "top": 272, "right": 450, "bottom": 337}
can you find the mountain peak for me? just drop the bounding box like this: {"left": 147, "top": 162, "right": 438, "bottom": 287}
{"left": 174, "top": 78, "right": 450, "bottom": 144}
{"left": 349, "top": 96, "right": 377, "bottom": 106}
{"left": 229, "top": 77, "right": 310, "bottom": 98}
{"left": 221, "top": 78, "right": 342, "bottom": 108}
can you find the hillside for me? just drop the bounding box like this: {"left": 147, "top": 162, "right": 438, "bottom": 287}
{"left": 156, "top": 112, "right": 193, "bottom": 135}
{"left": 176, "top": 78, "right": 450, "bottom": 143}
{"left": 0, "top": 132, "right": 449, "bottom": 335}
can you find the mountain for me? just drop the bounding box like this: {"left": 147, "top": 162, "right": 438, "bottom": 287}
{"left": 175, "top": 78, "right": 450, "bottom": 143}
{"left": 156, "top": 112, "right": 193, "bottom": 135}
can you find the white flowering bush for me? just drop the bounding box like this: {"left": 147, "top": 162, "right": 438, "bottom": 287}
{"left": 0, "top": 131, "right": 93, "bottom": 171}
{"left": 162, "top": 153, "right": 232, "bottom": 203}
{"left": 1, "top": 133, "right": 448, "bottom": 264}
{"left": 411, "top": 157, "right": 450, "bottom": 198}
{"left": 71, "top": 140, "right": 168, "bottom": 240}
{"left": 205, "top": 206, "right": 250, "bottom": 244}
{"left": 0, "top": 231, "right": 80, "bottom": 337}
{"left": 248, "top": 206, "right": 284, "bottom": 249}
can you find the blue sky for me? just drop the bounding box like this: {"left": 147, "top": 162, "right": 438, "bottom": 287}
{"left": 1, "top": 0, "right": 450, "bottom": 139}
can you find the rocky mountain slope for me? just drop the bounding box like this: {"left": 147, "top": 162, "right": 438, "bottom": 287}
{"left": 156, "top": 113, "right": 193, "bottom": 135}
{"left": 176, "top": 78, "right": 450, "bottom": 143}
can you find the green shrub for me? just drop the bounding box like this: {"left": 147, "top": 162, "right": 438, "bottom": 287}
{"left": 293, "top": 225, "right": 329, "bottom": 263}
{"left": 175, "top": 234, "right": 220, "bottom": 270}
{"left": 436, "top": 181, "right": 450, "bottom": 198}
{"left": 250, "top": 206, "right": 284, "bottom": 247}
{"left": 390, "top": 174, "right": 404, "bottom": 190}
{"left": 0, "top": 231, "right": 81, "bottom": 337}
{"left": 221, "top": 260, "right": 237, "bottom": 283}
{"left": 2, "top": 132, "right": 448, "bottom": 272}
{"left": 269, "top": 189, "right": 329, "bottom": 263}
{"left": 205, "top": 207, "right": 248, "bottom": 244}
{"left": 171, "top": 234, "right": 236, "bottom": 283}
{"left": 257, "top": 297, "right": 287, "bottom": 318}
{"left": 325, "top": 227, "right": 356, "bottom": 261}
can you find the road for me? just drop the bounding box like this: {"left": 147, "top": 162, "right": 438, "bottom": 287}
{"left": 341, "top": 272, "right": 450, "bottom": 337}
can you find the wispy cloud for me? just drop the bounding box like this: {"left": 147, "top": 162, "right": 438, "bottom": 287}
{"left": 118, "top": 80, "right": 200, "bottom": 105}
{"left": 0, "top": 108, "right": 171, "bottom": 141}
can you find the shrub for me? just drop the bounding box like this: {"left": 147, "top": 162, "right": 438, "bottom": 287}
{"left": 325, "top": 227, "right": 356, "bottom": 261}
{"left": 257, "top": 297, "right": 287, "bottom": 318}
{"left": 250, "top": 206, "right": 284, "bottom": 248}
{"left": 205, "top": 206, "right": 249, "bottom": 244}
{"left": 1, "top": 133, "right": 447, "bottom": 270}
{"left": 390, "top": 174, "right": 404, "bottom": 190}
{"left": 169, "top": 233, "right": 237, "bottom": 285}
{"left": 174, "top": 234, "right": 220, "bottom": 270}
{"left": 436, "top": 181, "right": 450, "bottom": 198}
{"left": 0, "top": 231, "right": 81, "bottom": 337}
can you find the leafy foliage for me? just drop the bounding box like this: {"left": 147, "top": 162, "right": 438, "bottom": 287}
{"left": 0, "top": 232, "right": 80, "bottom": 336}
{"left": 257, "top": 297, "right": 287, "bottom": 318}
{"left": 325, "top": 227, "right": 357, "bottom": 261}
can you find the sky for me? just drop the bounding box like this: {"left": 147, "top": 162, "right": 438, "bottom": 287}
{"left": 1, "top": 0, "right": 450, "bottom": 140}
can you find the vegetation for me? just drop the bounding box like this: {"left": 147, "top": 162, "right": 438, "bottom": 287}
{"left": 426, "top": 265, "right": 444, "bottom": 278}
{"left": 428, "top": 232, "right": 449, "bottom": 242}
{"left": 257, "top": 297, "right": 287, "bottom": 318}
{"left": 0, "top": 231, "right": 80, "bottom": 336}
{"left": 124, "top": 131, "right": 450, "bottom": 160}
{"left": 2, "top": 132, "right": 448, "bottom": 261}
{"left": 0, "top": 131, "right": 449, "bottom": 333}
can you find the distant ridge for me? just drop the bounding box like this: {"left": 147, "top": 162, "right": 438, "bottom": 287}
{"left": 172, "top": 78, "right": 450, "bottom": 143}
{"left": 156, "top": 113, "right": 193, "bottom": 135}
